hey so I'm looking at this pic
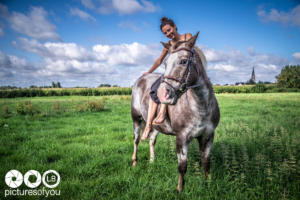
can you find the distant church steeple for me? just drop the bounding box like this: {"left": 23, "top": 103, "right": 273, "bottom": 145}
{"left": 251, "top": 67, "right": 255, "bottom": 83}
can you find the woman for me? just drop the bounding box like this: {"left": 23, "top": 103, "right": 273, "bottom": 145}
{"left": 141, "top": 17, "right": 192, "bottom": 141}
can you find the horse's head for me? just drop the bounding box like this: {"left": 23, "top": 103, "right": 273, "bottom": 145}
{"left": 157, "top": 32, "right": 199, "bottom": 105}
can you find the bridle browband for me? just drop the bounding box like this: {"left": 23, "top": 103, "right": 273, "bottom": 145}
{"left": 161, "top": 47, "right": 202, "bottom": 96}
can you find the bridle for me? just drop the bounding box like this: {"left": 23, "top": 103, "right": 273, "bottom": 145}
{"left": 161, "top": 47, "right": 202, "bottom": 97}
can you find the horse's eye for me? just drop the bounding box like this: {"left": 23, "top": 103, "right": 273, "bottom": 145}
{"left": 179, "top": 59, "right": 187, "bottom": 65}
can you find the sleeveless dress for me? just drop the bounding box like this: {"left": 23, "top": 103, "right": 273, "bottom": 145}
{"left": 149, "top": 34, "right": 188, "bottom": 104}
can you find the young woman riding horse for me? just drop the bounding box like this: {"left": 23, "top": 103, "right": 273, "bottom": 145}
{"left": 141, "top": 17, "right": 192, "bottom": 141}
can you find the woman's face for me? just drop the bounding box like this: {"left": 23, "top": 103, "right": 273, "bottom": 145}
{"left": 162, "top": 24, "right": 177, "bottom": 39}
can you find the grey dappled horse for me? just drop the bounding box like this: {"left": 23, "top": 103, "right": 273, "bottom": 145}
{"left": 131, "top": 33, "right": 220, "bottom": 192}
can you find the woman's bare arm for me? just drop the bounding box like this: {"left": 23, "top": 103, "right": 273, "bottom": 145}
{"left": 143, "top": 48, "right": 168, "bottom": 75}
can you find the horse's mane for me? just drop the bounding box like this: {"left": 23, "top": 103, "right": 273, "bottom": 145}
{"left": 193, "top": 46, "right": 213, "bottom": 91}
{"left": 194, "top": 46, "right": 206, "bottom": 70}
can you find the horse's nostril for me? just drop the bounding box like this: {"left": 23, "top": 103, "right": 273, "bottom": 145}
{"left": 166, "top": 88, "right": 170, "bottom": 94}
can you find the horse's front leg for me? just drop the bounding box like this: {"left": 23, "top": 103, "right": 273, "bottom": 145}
{"left": 149, "top": 130, "right": 159, "bottom": 163}
{"left": 176, "top": 136, "right": 189, "bottom": 193}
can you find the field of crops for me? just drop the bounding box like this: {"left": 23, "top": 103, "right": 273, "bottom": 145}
{"left": 0, "top": 93, "right": 299, "bottom": 199}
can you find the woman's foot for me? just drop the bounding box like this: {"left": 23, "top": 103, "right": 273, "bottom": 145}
{"left": 141, "top": 124, "right": 151, "bottom": 141}
{"left": 153, "top": 112, "right": 166, "bottom": 125}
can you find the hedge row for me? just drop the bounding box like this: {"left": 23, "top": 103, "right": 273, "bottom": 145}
{"left": 0, "top": 85, "right": 299, "bottom": 98}
{"left": 214, "top": 84, "right": 300, "bottom": 93}
{"left": 0, "top": 87, "right": 132, "bottom": 98}
{"left": 214, "top": 84, "right": 268, "bottom": 93}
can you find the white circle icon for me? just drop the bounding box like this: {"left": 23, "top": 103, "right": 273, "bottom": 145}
{"left": 42, "top": 170, "right": 60, "bottom": 188}
{"left": 5, "top": 170, "right": 23, "bottom": 188}
{"left": 24, "top": 170, "right": 42, "bottom": 188}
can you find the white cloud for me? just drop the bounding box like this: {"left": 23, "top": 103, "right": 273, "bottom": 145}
{"left": 44, "top": 42, "right": 94, "bottom": 60}
{"left": 257, "top": 5, "right": 300, "bottom": 28}
{"left": 112, "top": 0, "right": 143, "bottom": 14}
{"left": 256, "top": 63, "right": 277, "bottom": 70}
{"left": 70, "top": 7, "right": 96, "bottom": 22}
{"left": 81, "top": 0, "right": 95, "bottom": 9}
{"left": 81, "top": 0, "right": 158, "bottom": 15}
{"left": 16, "top": 37, "right": 96, "bottom": 61}
{"left": 0, "top": 51, "right": 30, "bottom": 70}
{"left": 7, "top": 6, "right": 60, "bottom": 40}
{"left": 140, "top": 0, "right": 157, "bottom": 12}
{"left": 93, "top": 42, "right": 160, "bottom": 66}
{"left": 41, "top": 58, "right": 112, "bottom": 75}
{"left": 203, "top": 48, "right": 228, "bottom": 62}
{"left": 0, "top": 51, "right": 38, "bottom": 83}
{"left": 7, "top": 38, "right": 161, "bottom": 87}
{"left": 292, "top": 52, "right": 300, "bottom": 60}
{"left": 2, "top": 34, "right": 292, "bottom": 87}
{"left": 201, "top": 45, "right": 290, "bottom": 84}
{"left": 210, "top": 64, "right": 236, "bottom": 72}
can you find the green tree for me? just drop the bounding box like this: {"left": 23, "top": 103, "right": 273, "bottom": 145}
{"left": 98, "top": 84, "right": 111, "bottom": 87}
{"left": 246, "top": 79, "right": 255, "bottom": 85}
{"left": 57, "top": 82, "right": 61, "bottom": 88}
{"left": 51, "top": 81, "right": 56, "bottom": 88}
{"left": 276, "top": 65, "right": 300, "bottom": 88}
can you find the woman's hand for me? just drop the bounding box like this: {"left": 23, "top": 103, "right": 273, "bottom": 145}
{"left": 143, "top": 72, "right": 150, "bottom": 76}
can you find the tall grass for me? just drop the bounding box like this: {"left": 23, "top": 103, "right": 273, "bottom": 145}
{"left": 0, "top": 94, "right": 299, "bottom": 199}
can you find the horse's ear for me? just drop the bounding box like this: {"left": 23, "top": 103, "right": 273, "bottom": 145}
{"left": 187, "top": 32, "right": 199, "bottom": 48}
{"left": 160, "top": 41, "right": 171, "bottom": 50}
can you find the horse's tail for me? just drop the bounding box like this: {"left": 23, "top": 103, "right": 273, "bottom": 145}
{"left": 194, "top": 46, "right": 207, "bottom": 70}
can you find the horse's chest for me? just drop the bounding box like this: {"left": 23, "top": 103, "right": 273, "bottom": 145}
{"left": 169, "top": 105, "right": 213, "bottom": 138}
{"left": 191, "top": 120, "right": 214, "bottom": 138}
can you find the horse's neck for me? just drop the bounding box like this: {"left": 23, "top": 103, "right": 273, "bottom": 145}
{"left": 194, "top": 50, "right": 213, "bottom": 95}
{"left": 190, "top": 62, "right": 212, "bottom": 106}
{"left": 192, "top": 80, "right": 211, "bottom": 104}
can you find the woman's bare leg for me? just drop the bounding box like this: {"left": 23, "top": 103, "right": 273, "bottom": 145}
{"left": 141, "top": 99, "right": 158, "bottom": 141}
{"left": 153, "top": 104, "right": 167, "bottom": 124}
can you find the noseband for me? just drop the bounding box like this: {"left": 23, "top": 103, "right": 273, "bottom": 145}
{"left": 161, "top": 47, "right": 202, "bottom": 96}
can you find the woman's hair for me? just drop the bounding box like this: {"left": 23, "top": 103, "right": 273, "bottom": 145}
{"left": 160, "top": 17, "right": 177, "bottom": 31}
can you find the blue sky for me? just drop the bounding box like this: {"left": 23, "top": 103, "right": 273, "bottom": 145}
{"left": 0, "top": 0, "right": 299, "bottom": 87}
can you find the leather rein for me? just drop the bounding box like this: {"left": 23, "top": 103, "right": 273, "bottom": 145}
{"left": 161, "top": 47, "right": 202, "bottom": 96}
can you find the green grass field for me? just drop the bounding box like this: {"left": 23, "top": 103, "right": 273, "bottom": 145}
{"left": 0, "top": 93, "right": 299, "bottom": 200}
